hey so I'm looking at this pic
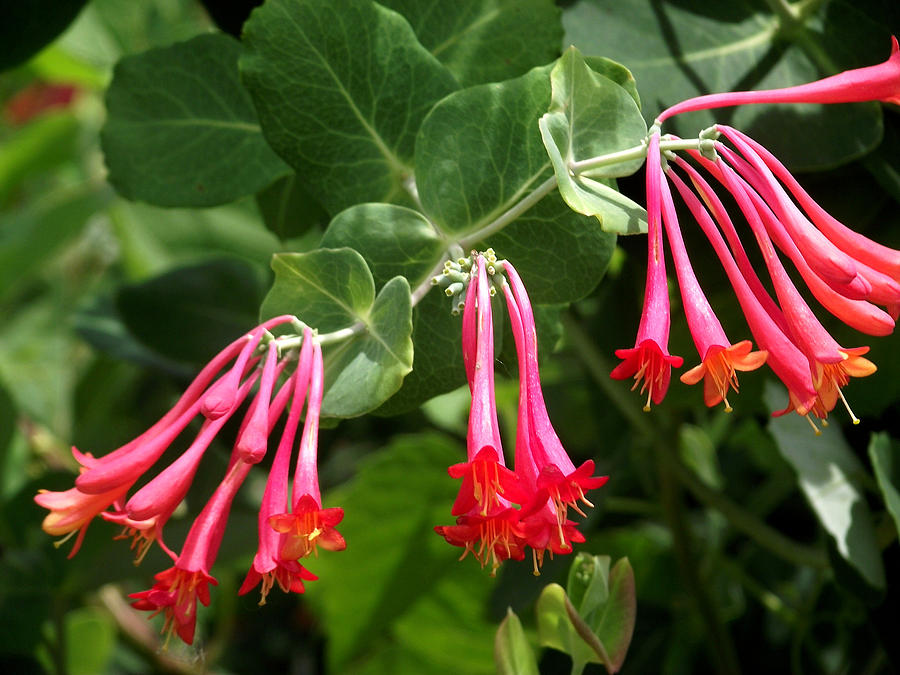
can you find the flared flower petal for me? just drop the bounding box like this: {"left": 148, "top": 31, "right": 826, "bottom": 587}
{"left": 680, "top": 341, "right": 768, "bottom": 410}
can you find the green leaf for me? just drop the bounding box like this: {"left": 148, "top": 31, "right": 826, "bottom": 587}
{"left": 590, "top": 557, "right": 637, "bottom": 673}
{"left": 539, "top": 47, "right": 648, "bottom": 235}
{"left": 320, "top": 204, "right": 445, "bottom": 288}
{"left": 260, "top": 249, "right": 413, "bottom": 417}
{"left": 116, "top": 258, "right": 267, "bottom": 366}
{"left": 0, "top": 0, "right": 87, "bottom": 70}
{"left": 307, "top": 433, "right": 475, "bottom": 668}
{"left": 767, "top": 384, "right": 885, "bottom": 589}
{"left": 0, "top": 185, "right": 110, "bottom": 303}
{"left": 240, "top": 0, "right": 457, "bottom": 213}
{"left": 255, "top": 174, "right": 329, "bottom": 241}
{"left": 416, "top": 64, "right": 554, "bottom": 236}
{"left": 0, "top": 112, "right": 80, "bottom": 204}
{"left": 379, "top": 0, "right": 563, "bottom": 87}
{"left": 562, "top": 0, "right": 884, "bottom": 171}
{"left": 536, "top": 583, "right": 600, "bottom": 669}
{"left": 321, "top": 275, "right": 413, "bottom": 417}
{"left": 566, "top": 552, "right": 611, "bottom": 618}
{"left": 374, "top": 289, "right": 464, "bottom": 416}
{"left": 63, "top": 607, "right": 117, "bottom": 675}
{"left": 495, "top": 608, "right": 539, "bottom": 675}
{"left": 868, "top": 432, "right": 900, "bottom": 538}
{"left": 101, "top": 33, "right": 289, "bottom": 207}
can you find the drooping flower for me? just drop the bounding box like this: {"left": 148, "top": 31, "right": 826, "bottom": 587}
{"left": 36, "top": 313, "right": 345, "bottom": 645}
{"left": 435, "top": 254, "right": 529, "bottom": 573}
{"left": 268, "top": 340, "right": 346, "bottom": 564}
{"left": 501, "top": 262, "right": 607, "bottom": 572}
{"left": 131, "top": 457, "right": 254, "bottom": 645}
{"left": 239, "top": 330, "right": 320, "bottom": 604}
{"left": 610, "top": 133, "right": 684, "bottom": 409}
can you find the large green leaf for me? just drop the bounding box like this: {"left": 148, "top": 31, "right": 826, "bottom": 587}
{"left": 416, "top": 65, "right": 554, "bottom": 236}
{"left": 260, "top": 249, "right": 413, "bottom": 417}
{"left": 378, "top": 0, "right": 562, "bottom": 87}
{"left": 306, "top": 433, "right": 485, "bottom": 669}
{"left": 101, "top": 33, "right": 289, "bottom": 206}
{"left": 767, "top": 385, "right": 885, "bottom": 589}
{"left": 562, "top": 0, "right": 884, "bottom": 171}
{"left": 240, "top": 0, "right": 457, "bottom": 213}
{"left": 868, "top": 432, "right": 900, "bottom": 539}
{"left": 115, "top": 258, "right": 267, "bottom": 366}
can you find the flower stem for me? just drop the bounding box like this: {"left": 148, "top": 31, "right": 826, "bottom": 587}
{"left": 655, "top": 440, "right": 743, "bottom": 675}
{"left": 570, "top": 138, "right": 701, "bottom": 175}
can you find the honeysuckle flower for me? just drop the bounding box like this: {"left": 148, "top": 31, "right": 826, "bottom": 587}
{"left": 666, "top": 157, "right": 818, "bottom": 414}
{"left": 36, "top": 314, "right": 346, "bottom": 644}
{"left": 435, "top": 254, "right": 529, "bottom": 573}
{"left": 501, "top": 264, "right": 606, "bottom": 571}
{"left": 240, "top": 330, "right": 320, "bottom": 603}
{"left": 611, "top": 133, "right": 684, "bottom": 409}
{"left": 657, "top": 36, "right": 900, "bottom": 122}
{"left": 654, "top": 155, "right": 767, "bottom": 410}
{"left": 131, "top": 456, "right": 254, "bottom": 645}
{"left": 268, "top": 340, "right": 346, "bottom": 563}
{"left": 502, "top": 262, "right": 607, "bottom": 520}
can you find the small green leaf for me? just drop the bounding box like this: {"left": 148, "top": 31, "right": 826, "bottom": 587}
{"left": 380, "top": 0, "right": 563, "bottom": 87}
{"left": 255, "top": 174, "right": 329, "bottom": 241}
{"left": 495, "top": 608, "right": 539, "bottom": 675}
{"left": 767, "top": 384, "right": 885, "bottom": 589}
{"left": 868, "top": 432, "right": 900, "bottom": 538}
{"left": 260, "top": 249, "right": 413, "bottom": 417}
{"left": 539, "top": 47, "right": 648, "bottom": 234}
{"left": 261, "top": 249, "right": 375, "bottom": 333}
{"left": 566, "top": 552, "right": 611, "bottom": 619}
{"left": 101, "top": 33, "right": 289, "bottom": 207}
{"left": 590, "top": 557, "right": 637, "bottom": 673}
{"left": 240, "top": 0, "right": 457, "bottom": 213}
{"left": 536, "top": 583, "right": 600, "bottom": 669}
{"left": 63, "top": 607, "right": 117, "bottom": 675}
{"left": 320, "top": 204, "right": 444, "bottom": 288}
{"left": 320, "top": 275, "right": 413, "bottom": 417}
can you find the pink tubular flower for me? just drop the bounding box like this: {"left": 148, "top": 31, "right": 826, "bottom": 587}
{"left": 501, "top": 264, "right": 606, "bottom": 572}
{"left": 611, "top": 133, "right": 684, "bottom": 409}
{"left": 131, "top": 457, "right": 253, "bottom": 645}
{"left": 240, "top": 330, "right": 320, "bottom": 603}
{"left": 268, "top": 340, "right": 346, "bottom": 564}
{"left": 36, "top": 314, "right": 348, "bottom": 645}
{"left": 435, "top": 254, "right": 529, "bottom": 573}
{"left": 658, "top": 36, "right": 900, "bottom": 122}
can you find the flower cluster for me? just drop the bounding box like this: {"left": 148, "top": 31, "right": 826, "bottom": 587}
{"left": 435, "top": 251, "right": 608, "bottom": 574}
{"left": 613, "top": 37, "right": 900, "bottom": 429}
{"left": 35, "top": 316, "right": 344, "bottom": 645}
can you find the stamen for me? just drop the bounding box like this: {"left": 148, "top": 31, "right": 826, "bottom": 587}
{"left": 837, "top": 388, "right": 860, "bottom": 425}
{"left": 804, "top": 414, "right": 822, "bottom": 436}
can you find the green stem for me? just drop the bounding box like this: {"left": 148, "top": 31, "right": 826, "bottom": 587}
{"left": 457, "top": 175, "right": 559, "bottom": 249}
{"left": 655, "top": 441, "right": 743, "bottom": 675}
{"left": 664, "top": 454, "right": 828, "bottom": 569}
{"left": 569, "top": 137, "right": 700, "bottom": 176}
